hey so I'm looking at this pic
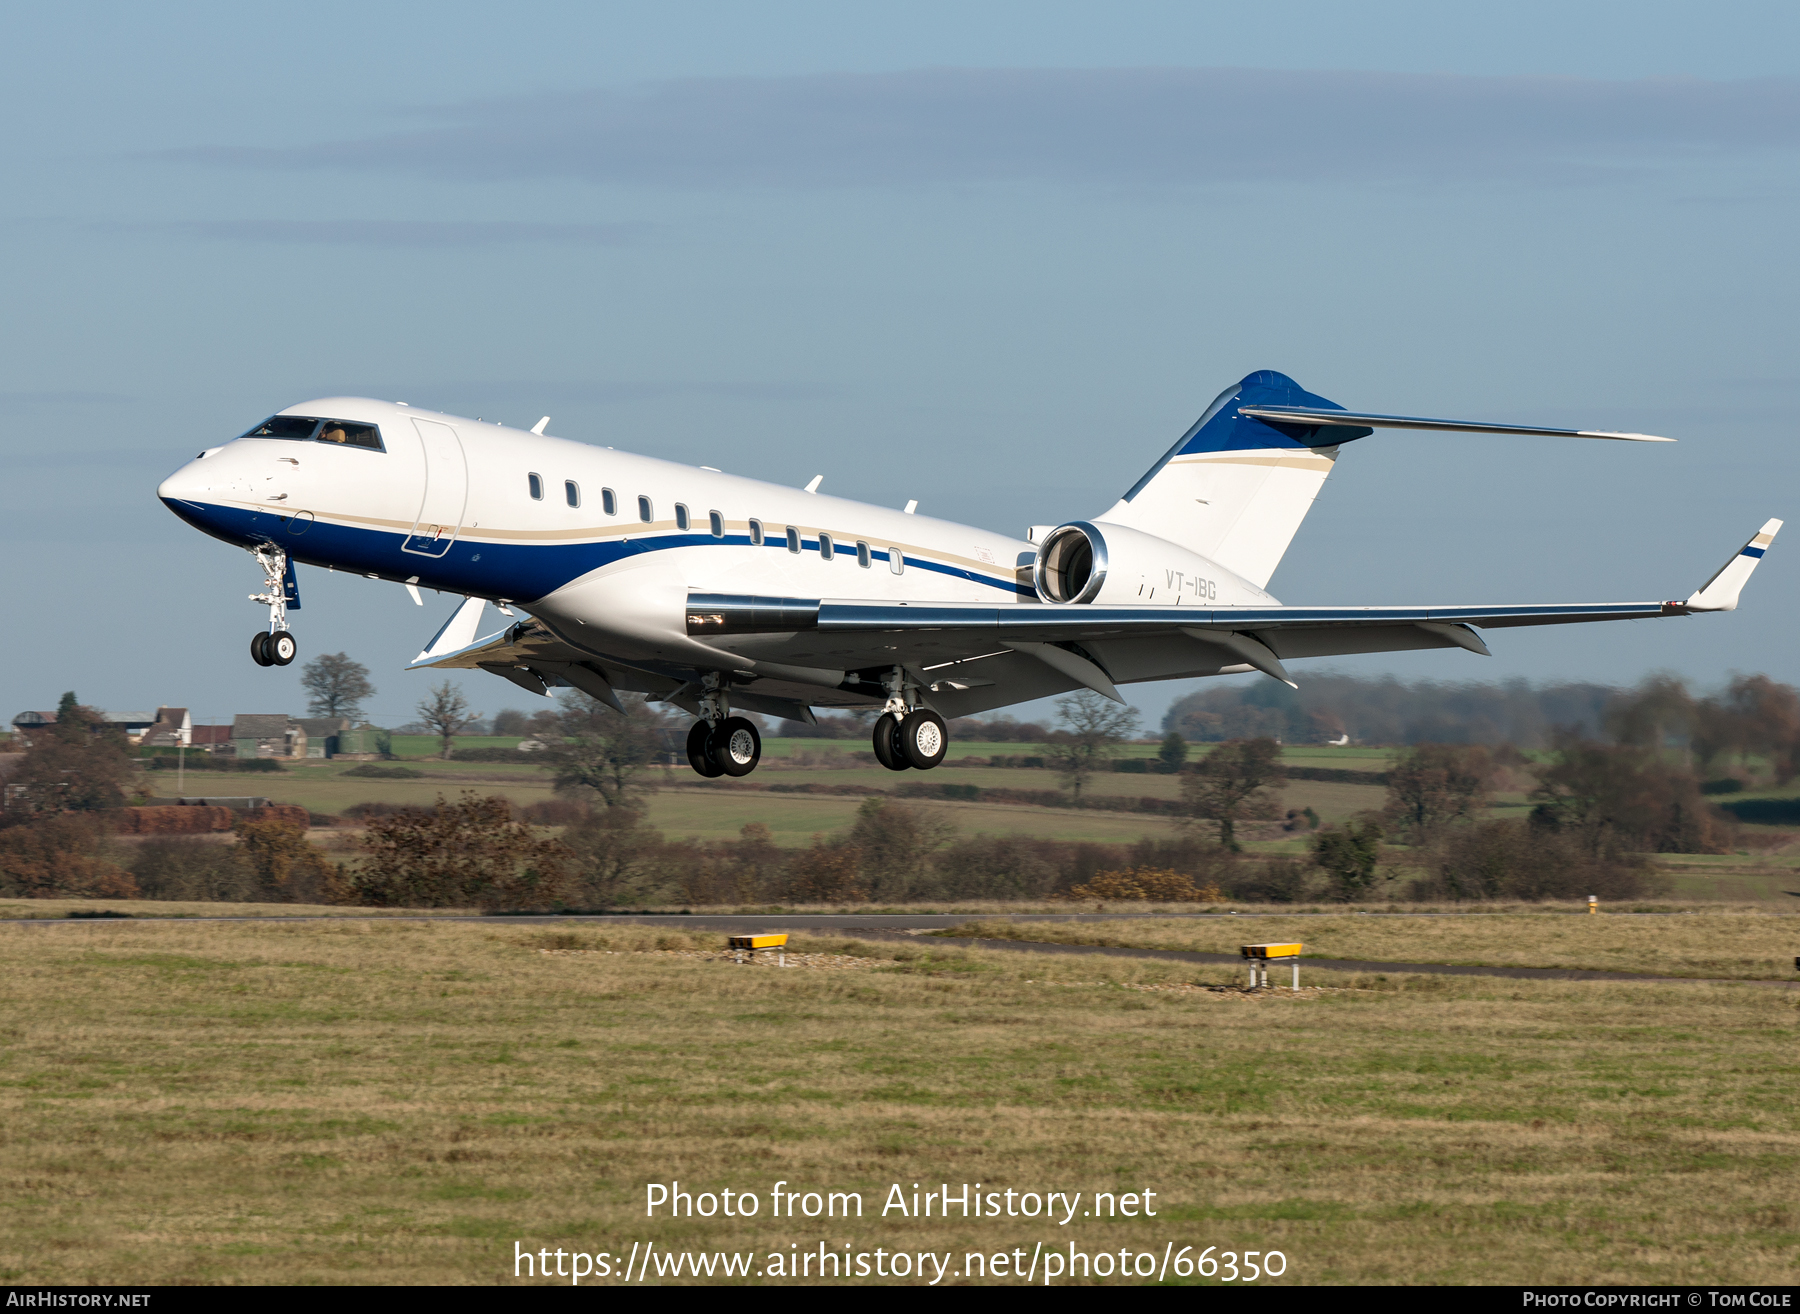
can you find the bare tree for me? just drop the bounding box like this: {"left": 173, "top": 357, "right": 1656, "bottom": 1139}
{"left": 1180, "top": 737, "right": 1286, "bottom": 851}
{"left": 416, "top": 681, "right": 479, "bottom": 759}
{"left": 1050, "top": 690, "right": 1141, "bottom": 800}
{"left": 300, "top": 652, "right": 375, "bottom": 720}
{"left": 540, "top": 692, "right": 675, "bottom": 808}
{"left": 1383, "top": 744, "right": 1492, "bottom": 843}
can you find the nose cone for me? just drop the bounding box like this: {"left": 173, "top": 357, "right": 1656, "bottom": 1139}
{"left": 158, "top": 456, "right": 211, "bottom": 507}
{"left": 158, "top": 448, "right": 237, "bottom": 538}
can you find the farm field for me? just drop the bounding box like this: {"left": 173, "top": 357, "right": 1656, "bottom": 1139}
{"left": 145, "top": 744, "right": 1800, "bottom": 893}
{"left": 1, "top": 917, "right": 1794, "bottom": 1285}
{"left": 643, "top": 790, "right": 1185, "bottom": 845}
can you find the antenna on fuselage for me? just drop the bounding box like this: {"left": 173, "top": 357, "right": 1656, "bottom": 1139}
{"left": 531, "top": 417, "right": 550, "bottom": 435}
{"left": 903, "top": 500, "right": 918, "bottom": 515}
{"left": 804, "top": 475, "right": 823, "bottom": 493}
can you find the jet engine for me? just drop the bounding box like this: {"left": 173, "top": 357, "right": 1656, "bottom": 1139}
{"left": 1032, "top": 520, "right": 1269, "bottom": 607}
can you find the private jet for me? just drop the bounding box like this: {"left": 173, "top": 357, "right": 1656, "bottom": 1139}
{"left": 157, "top": 370, "right": 1781, "bottom": 778}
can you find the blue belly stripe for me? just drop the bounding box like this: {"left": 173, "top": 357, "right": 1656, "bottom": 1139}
{"left": 163, "top": 499, "right": 1034, "bottom": 602}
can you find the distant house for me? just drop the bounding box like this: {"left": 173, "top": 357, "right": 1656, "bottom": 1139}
{"left": 296, "top": 718, "right": 382, "bottom": 758}
{"left": 190, "top": 724, "right": 233, "bottom": 752}
{"left": 10, "top": 707, "right": 154, "bottom": 744}
{"left": 230, "top": 714, "right": 306, "bottom": 760}
{"left": 140, "top": 707, "right": 193, "bottom": 748}
{"left": 297, "top": 717, "right": 350, "bottom": 758}
{"left": 10, "top": 711, "right": 57, "bottom": 745}
{"left": 100, "top": 711, "right": 159, "bottom": 742}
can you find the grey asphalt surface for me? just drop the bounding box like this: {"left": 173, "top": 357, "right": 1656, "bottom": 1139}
{"left": 13, "top": 911, "right": 1798, "bottom": 988}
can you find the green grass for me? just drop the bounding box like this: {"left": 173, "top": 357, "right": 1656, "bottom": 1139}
{"left": 2, "top": 919, "right": 1796, "bottom": 1284}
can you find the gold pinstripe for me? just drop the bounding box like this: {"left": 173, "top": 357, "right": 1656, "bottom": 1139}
{"left": 222, "top": 501, "right": 1016, "bottom": 584}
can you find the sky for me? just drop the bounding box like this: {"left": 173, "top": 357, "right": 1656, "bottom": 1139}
{"left": 1, "top": 1, "right": 1796, "bottom": 733}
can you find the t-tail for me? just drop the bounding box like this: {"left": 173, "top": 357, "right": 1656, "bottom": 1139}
{"left": 1097, "top": 369, "right": 1673, "bottom": 590}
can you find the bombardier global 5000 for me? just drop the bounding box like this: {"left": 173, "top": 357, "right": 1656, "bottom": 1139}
{"left": 158, "top": 370, "right": 1781, "bottom": 778}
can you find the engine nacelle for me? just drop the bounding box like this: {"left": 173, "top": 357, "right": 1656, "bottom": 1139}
{"left": 1033, "top": 520, "right": 1272, "bottom": 606}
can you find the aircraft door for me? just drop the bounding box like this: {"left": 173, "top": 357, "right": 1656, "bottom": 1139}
{"left": 402, "top": 418, "right": 468, "bottom": 557}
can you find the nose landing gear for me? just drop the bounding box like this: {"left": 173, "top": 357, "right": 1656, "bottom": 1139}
{"left": 248, "top": 544, "right": 298, "bottom": 667}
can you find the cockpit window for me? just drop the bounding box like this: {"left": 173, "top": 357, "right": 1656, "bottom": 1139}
{"left": 241, "top": 416, "right": 319, "bottom": 440}
{"left": 239, "top": 415, "right": 384, "bottom": 451}
{"left": 316, "top": 420, "right": 383, "bottom": 450}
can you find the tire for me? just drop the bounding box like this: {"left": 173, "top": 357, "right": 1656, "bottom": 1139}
{"left": 250, "top": 631, "right": 274, "bottom": 666}
{"left": 268, "top": 631, "right": 298, "bottom": 666}
{"left": 871, "top": 712, "right": 911, "bottom": 771}
{"left": 899, "top": 709, "right": 948, "bottom": 769}
{"left": 686, "top": 721, "right": 725, "bottom": 777}
{"left": 712, "top": 716, "right": 761, "bottom": 777}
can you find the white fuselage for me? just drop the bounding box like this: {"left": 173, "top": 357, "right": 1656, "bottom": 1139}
{"left": 158, "top": 396, "right": 1274, "bottom": 688}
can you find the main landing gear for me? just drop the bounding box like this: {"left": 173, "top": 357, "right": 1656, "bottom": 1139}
{"left": 247, "top": 543, "right": 297, "bottom": 667}
{"left": 870, "top": 668, "right": 947, "bottom": 771}
{"left": 685, "top": 675, "right": 762, "bottom": 778}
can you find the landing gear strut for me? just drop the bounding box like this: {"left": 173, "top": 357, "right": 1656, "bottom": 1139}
{"left": 248, "top": 544, "right": 297, "bottom": 667}
{"left": 871, "top": 668, "right": 947, "bottom": 770}
{"left": 686, "top": 674, "right": 763, "bottom": 777}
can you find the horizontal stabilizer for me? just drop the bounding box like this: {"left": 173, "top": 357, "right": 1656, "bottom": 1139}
{"left": 1685, "top": 519, "right": 1782, "bottom": 612}
{"left": 1237, "top": 405, "right": 1673, "bottom": 443}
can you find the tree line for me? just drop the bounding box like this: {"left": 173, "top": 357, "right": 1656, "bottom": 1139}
{"left": 1, "top": 676, "right": 1786, "bottom": 907}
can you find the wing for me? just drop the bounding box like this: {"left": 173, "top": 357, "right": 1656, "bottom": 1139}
{"left": 412, "top": 520, "right": 1780, "bottom": 721}
{"left": 685, "top": 519, "right": 1782, "bottom": 715}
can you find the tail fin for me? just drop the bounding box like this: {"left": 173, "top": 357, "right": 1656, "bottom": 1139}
{"left": 1096, "top": 370, "right": 1369, "bottom": 589}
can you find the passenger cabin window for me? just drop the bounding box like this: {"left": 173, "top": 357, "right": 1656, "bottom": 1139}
{"left": 748, "top": 519, "right": 764, "bottom": 546}
{"left": 527, "top": 473, "right": 543, "bottom": 500}
{"left": 674, "top": 504, "right": 690, "bottom": 531}
{"left": 856, "top": 540, "right": 871, "bottom": 568}
{"left": 819, "top": 533, "right": 834, "bottom": 561}
{"left": 889, "top": 548, "right": 904, "bottom": 575}
{"left": 785, "top": 526, "right": 801, "bottom": 554}
{"left": 602, "top": 488, "right": 617, "bottom": 516}
{"left": 565, "top": 480, "right": 580, "bottom": 508}
{"left": 709, "top": 510, "right": 724, "bottom": 538}
{"left": 638, "top": 496, "right": 653, "bottom": 523}
{"left": 239, "top": 415, "right": 384, "bottom": 451}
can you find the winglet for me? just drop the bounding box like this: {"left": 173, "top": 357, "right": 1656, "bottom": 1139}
{"left": 1685, "top": 519, "right": 1782, "bottom": 612}
{"left": 413, "top": 596, "right": 487, "bottom": 663}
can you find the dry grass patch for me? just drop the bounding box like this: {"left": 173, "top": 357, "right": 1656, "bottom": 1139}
{"left": 936, "top": 914, "right": 1800, "bottom": 981}
{"left": 0, "top": 919, "right": 1795, "bottom": 1284}
{"left": 0, "top": 897, "right": 481, "bottom": 921}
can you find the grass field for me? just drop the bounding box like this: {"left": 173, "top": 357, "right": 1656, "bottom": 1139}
{"left": 935, "top": 914, "right": 1800, "bottom": 980}
{"left": 2, "top": 916, "right": 1796, "bottom": 1285}
{"left": 141, "top": 744, "right": 1800, "bottom": 893}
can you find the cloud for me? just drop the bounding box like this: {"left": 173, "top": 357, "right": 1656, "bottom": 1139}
{"left": 109, "top": 219, "right": 648, "bottom": 246}
{"left": 178, "top": 67, "right": 1800, "bottom": 190}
